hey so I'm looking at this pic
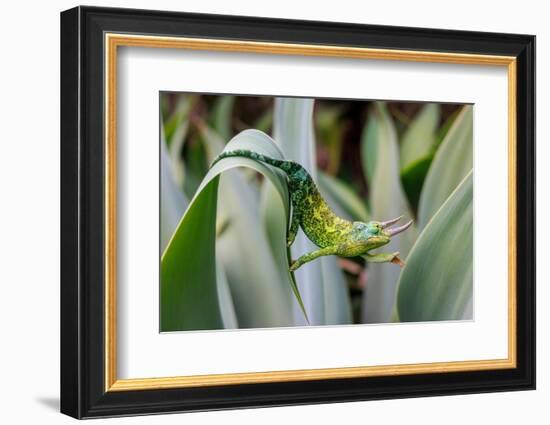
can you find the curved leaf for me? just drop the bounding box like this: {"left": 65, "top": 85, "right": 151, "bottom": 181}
{"left": 165, "top": 95, "right": 194, "bottom": 188}
{"left": 161, "top": 112, "right": 238, "bottom": 330}
{"left": 400, "top": 154, "right": 433, "bottom": 213}
{"left": 400, "top": 103, "right": 440, "bottom": 171}
{"left": 211, "top": 95, "right": 235, "bottom": 141}
{"left": 399, "top": 104, "right": 440, "bottom": 212}
{"left": 160, "top": 130, "right": 188, "bottom": 251}
{"left": 161, "top": 177, "right": 223, "bottom": 331}
{"left": 361, "top": 114, "right": 379, "bottom": 183}
{"left": 316, "top": 105, "right": 345, "bottom": 175}
{"left": 215, "top": 258, "right": 238, "bottom": 328}
{"left": 397, "top": 171, "right": 473, "bottom": 321}
{"left": 161, "top": 130, "right": 306, "bottom": 331}
{"left": 435, "top": 107, "right": 461, "bottom": 147}
{"left": 196, "top": 123, "right": 306, "bottom": 327}
{"left": 418, "top": 105, "right": 473, "bottom": 228}
{"left": 164, "top": 94, "right": 193, "bottom": 145}
{"left": 361, "top": 103, "right": 417, "bottom": 323}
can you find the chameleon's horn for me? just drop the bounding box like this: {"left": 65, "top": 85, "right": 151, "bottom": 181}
{"left": 387, "top": 219, "right": 413, "bottom": 237}
{"left": 380, "top": 215, "right": 403, "bottom": 229}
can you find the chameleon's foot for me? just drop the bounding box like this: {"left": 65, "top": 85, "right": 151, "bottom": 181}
{"left": 391, "top": 255, "right": 405, "bottom": 268}
{"left": 364, "top": 251, "right": 405, "bottom": 267}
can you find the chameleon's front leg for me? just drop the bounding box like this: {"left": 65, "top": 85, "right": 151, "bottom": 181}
{"left": 289, "top": 245, "right": 338, "bottom": 272}
{"left": 364, "top": 252, "right": 405, "bottom": 267}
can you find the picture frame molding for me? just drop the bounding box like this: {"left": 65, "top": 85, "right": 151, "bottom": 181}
{"left": 61, "top": 5, "right": 535, "bottom": 419}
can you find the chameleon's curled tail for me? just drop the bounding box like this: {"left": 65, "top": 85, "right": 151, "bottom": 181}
{"left": 210, "top": 149, "right": 297, "bottom": 174}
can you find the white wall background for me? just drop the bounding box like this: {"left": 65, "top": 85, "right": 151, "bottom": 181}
{"left": 0, "top": 0, "right": 545, "bottom": 423}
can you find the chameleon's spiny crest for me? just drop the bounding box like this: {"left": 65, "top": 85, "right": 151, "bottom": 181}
{"left": 211, "top": 150, "right": 413, "bottom": 271}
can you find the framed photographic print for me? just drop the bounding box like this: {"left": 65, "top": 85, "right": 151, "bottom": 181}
{"left": 60, "top": 6, "right": 535, "bottom": 419}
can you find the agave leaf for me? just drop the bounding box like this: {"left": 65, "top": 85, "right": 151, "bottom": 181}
{"left": 254, "top": 108, "right": 273, "bottom": 134}
{"left": 167, "top": 95, "right": 194, "bottom": 176}
{"left": 400, "top": 103, "right": 440, "bottom": 171}
{"left": 211, "top": 95, "right": 235, "bottom": 141}
{"left": 215, "top": 260, "right": 239, "bottom": 328}
{"left": 318, "top": 171, "right": 369, "bottom": 222}
{"left": 164, "top": 94, "right": 193, "bottom": 145}
{"left": 161, "top": 177, "right": 223, "bottom": 331}
{"left": 361, "top": 114, "right": 379, "bottom": 183}
{"left": 417, "top": 106, "right": 473, "bottom": 229}
{"left": 361, "top": 103, "right": 417, "bottom": 323}
{"left": 164, "top": 95, "right": 193, "bottom": 191}
{"left": 274, "top": 98, "right": 317, "bottom": 172}
{"left": 435, "top": 107, "right": 461, "bottom": 147}
{"left": 316, "top": 105, "right": 346, "bottom": 175}
{"left": 399, "top": 104, "right": 440, "bottom": 212}
{"left": 260, "top": 182, "right": 309, "bottom": 324}
{"left": 267, "top": 98, "right": 351, "bottom": 325}
{"left": 161, "top": 113, "right": 239, "bottom": 329}
{"left": 400, "top": 154, "right": 434, "bottom": 214}
{"left": 200, "top": 126, "right": 307, "bottom": 327}
{"left": 182, "top": 136, "right": 209, "bottom": 200}
{"left": 198, "top": 115, "right": 259, "bottom": 186}
{"left": 161, "top": 129, "right": 307, "bottom": 331}
{"left": 160, "top": 127, "right": 188, "bottom": 251}
{"left": 397, "top": 171, "right": 473, "bottom": 321}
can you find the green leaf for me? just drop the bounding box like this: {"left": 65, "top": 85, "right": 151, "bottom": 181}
{"left": 164, "top": 95, "right": 193, "bottom": 144}
{"left": 161, "top": 177, "right": 224, "bottom": 331}
{"left": 266, "top": 98, "right": 352, "bottom": 325}
{"left": 215, "top": 260, "right": 239, "bottom": 328}
{"left": 400, "top": 154, "right": 433, "bottom": 214}
{"left": 361, "top": 114, "right": 379, "bottom": 183}
{"left": 161, "top": 129, "right": 307, "bottom": 331}
{"left": 161, "top": 112, "right": 239, "bottom": 330}
{"left": 400, "top": 103, "right": 440, "bottom": 171}
{"left": 211, "top": 96, "right": 235, "bottom": 141}
{"left": 397, "top": 171, "right": 473, "bottom": 321}
{"left": 318, "top": 171, "right": 369, "bottom": 222}
{"left": 160, "top": 130, "right": 188, "bottom": 251}
{"left": 254, "top": 108, "right": 273, "bottom": 134}
{"left": 435, "top": 107, "right": 461, "bottom": 147}
{"left": 165, "top": 95, "right": 195, "bottom": 193}
{"left": 361, "top": 103, "right": 417, "bottom": 323}
{"left": 260, "top": 182, "right": 309, "bottom": 324}
{"left": 182, "top": 137, "right": 208, "bottom": 199}
{"left": 417, "top": 105, "right": 473, "bottom": 229}
{"left": 197, "top": 121, "right": 307, "bottom": 324}
{"left": 399, "top": 104, "right": 440, "bottom": 212}
{"left": 316, "top": 105, "right": 346, "bottom": 175}
{"left": 206, "top": 128, "right": 307, "bottom": 327}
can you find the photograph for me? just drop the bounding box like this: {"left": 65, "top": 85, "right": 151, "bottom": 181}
{"left": 160, "top": 94, "right": 473, "bottom": 332}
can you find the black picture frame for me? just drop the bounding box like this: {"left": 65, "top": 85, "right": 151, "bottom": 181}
{"left": 61, "top": 5, "right": 535, "bottom": 419}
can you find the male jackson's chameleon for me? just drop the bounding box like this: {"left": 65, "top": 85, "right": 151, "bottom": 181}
{"left": 211, "top": 150, "right": 413, "bottom": 272}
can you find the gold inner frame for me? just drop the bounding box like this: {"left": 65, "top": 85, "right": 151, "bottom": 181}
{"left": 104, "top": 33, "right": 517, "bottom": 392}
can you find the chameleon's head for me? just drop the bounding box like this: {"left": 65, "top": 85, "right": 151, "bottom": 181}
{"left": 355, "top": 215, "right": 413, "bottom": 250}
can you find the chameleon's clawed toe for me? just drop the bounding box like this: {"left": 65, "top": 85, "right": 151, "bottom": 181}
{"left": 391, "top": 252, "right": 405, "bottom": 268}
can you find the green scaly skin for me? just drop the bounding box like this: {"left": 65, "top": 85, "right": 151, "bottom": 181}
{"left": 211, "top": 150, "right": 412, "bottom": 271}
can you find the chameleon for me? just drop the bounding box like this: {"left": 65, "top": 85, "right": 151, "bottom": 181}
{"left": 211, "top": 149, "right": 413, "bottom": 272}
